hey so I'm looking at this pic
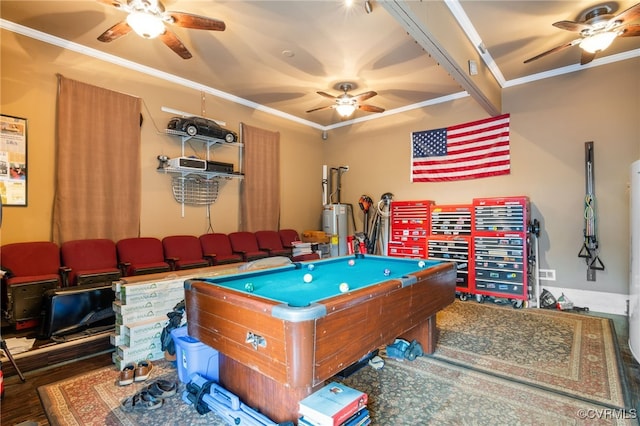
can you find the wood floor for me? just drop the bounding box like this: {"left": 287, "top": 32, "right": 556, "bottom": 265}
{"left": 2, "top": 312, "right": 639, "bottom": 426}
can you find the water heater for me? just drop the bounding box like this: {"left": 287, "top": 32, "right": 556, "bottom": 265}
{"left": 630, "top": 160, "right": 640, "bottom": 363}
{"left": 323, "top": 204, "right": 348, "bottom": 257}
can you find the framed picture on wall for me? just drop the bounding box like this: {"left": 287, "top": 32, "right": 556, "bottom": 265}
{"left": 0, "top": 114, "right": 27, "bottom": 206}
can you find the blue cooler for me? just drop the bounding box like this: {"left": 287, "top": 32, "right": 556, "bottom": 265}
{"left": 171, "top": 326, "right": 219, "bottom": 383}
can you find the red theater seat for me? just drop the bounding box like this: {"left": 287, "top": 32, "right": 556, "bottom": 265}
{"left": 255, "top": 230, "right": 292, "bottom": 258}
{"left": 116, "top": 237, "right": 171, "bottom": 276}
{"left": 279, "top": 229, "right": 320, "bottom": 262}
{"left": 228, "top": 232, "right": 269, "bottom": 262}
{"left": 199, "top": 233, "right": 243, "bottom": 265}
{"left": 162, "top": 235, "right": 210, "bottom": 270}
{"left": 1, "top": 241, "right": 63, "bottom": 327}
{"left": 60, "top": 238, "right": 121, "bottom": 287}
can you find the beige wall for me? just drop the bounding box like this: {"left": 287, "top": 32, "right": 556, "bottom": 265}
{"left": 2, "top": 30, "right": 639, "bottom": 298}
{"left": 323, "top": 58, "right": 640, "bottom": 297}
{"left": 0, "top": 29, "right": 324, "bottom": 243}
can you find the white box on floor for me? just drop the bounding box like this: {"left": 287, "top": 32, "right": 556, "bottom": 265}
{"left": 123, "top": 316, "right": 168, "bottom": 341}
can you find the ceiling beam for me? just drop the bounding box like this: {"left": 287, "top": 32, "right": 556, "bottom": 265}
{"left": 382, "top": 0, "right": 502, "bottom": 116}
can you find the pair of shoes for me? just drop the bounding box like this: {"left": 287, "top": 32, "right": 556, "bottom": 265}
{"left": 405, "top": 339, "right": 424, "bottom": 361}
{"left": 119, "top": 379, "right": 178, "bottom": 412}
{"left": 134, "top": 360, "right": 153, "bottom": 382}
{"left": 118, "top": 360, "right": 154, "bottom": 386}
{"left": 120, "top": 390, "right": 163, "bottom": 412}
{"left": 143, "top": 379, "right": 178, "bottom": 399}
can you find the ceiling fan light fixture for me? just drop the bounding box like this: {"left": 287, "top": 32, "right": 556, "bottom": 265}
{"left": 126, "top": 12, "right": 165, "bottom": 39}
{"left": 579, "top": 31, "right": 617, "bottom": 53}
{"left": 336, "top": 104, "right": 356, "bottom": 117}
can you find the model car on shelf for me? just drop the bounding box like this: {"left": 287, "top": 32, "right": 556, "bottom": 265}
{"left": 167, "top": 116, "right": 238, "bottom": 142}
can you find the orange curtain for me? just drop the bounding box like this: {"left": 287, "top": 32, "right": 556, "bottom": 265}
{"left": 240, "top": 123, "right": 280, "bottom": 231}
{"left": 52, "top": 75, "right": 141, "bottom": 243}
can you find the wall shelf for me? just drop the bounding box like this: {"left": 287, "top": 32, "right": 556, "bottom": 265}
{"left": 160, "top": 128, "right": 243, "bottom": 210}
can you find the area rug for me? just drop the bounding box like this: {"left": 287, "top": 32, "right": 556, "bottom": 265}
{"left": 37, "top": 302, "right": 632, "bottom": 425}
{"left": 37, "top": 360, "right": 229, "bottom": 426}
{"left": 38, "top": 356, "right": 634, "bottom": 426}
{"left": 433, "top": 301, "right": 630, "bottom": 409}
{"left": 340, "top": 356, "right": 633, "bottom": 425}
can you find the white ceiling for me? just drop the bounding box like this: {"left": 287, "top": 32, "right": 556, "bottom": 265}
{"left": 1, "top": 0, "right": 639, "bottom": 130}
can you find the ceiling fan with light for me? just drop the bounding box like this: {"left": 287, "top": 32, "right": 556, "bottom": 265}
{"left": 524, "top": 2, "right": 640, "bottom": 65}
{"left": 96, "top": 0, "right": 226, "bottom": 59}
{"left": 306, "top": 83, "right": 385, "bottom": 118}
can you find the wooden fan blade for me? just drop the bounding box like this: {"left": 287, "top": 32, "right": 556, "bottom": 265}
{"left": 97, "top": 21, "right": 132, "bottom": 42}
{"left": 352, "top": 91, "right": 377, "bottom": 102}
{"left": 159, "top": 30, "right": 192, "bottom": 59}
{"left": 619, "top": 24, "right": 640, "bottom": 37}
{"left": 359, "top": 104, "right": 385, "bottom": 113}
{"left": 523, "top": 39, "right": 581, "bottom": 63}
{"left": 611, "top": 2, "right": 640, "bottom": 25}
{"left": 167, "top": 12, "right": 226, "bottom": 31}
{"left": 96, "top": 0, "right": 125, "bottom": 8}
{"left": 306, "top": 105, "right": 335, "bottom": 113}
{"left": 317, "top": 91, "right": 337, "bottom": 100}
{"left": 580, "top": 50, "right": 597, "bottom": 65}
{"left": 553, "top": 20, "right": 591, "bottom": 33}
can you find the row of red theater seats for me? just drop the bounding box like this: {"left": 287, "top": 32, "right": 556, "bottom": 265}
{"left": 0, "top": 229, "right": 319, "bottom": 290}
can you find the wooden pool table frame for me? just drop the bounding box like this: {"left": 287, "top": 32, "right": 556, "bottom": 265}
{"left": 185, "top": 259, "right": 456, "bottom": 423}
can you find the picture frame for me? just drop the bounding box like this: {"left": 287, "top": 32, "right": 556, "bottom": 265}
{"left": 0, "top": 114, "right": 28, "bottom": 206}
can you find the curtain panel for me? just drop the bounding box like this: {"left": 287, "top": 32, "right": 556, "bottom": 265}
{"left": 52, "top": 75, "right": 141, "bottom": 243}
{"left": 240, "top": 123, "right": 280, "bottom": 231}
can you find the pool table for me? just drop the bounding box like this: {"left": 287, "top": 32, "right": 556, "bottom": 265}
{"left": 184, "top": 254, "right": 456, "bottom": 423}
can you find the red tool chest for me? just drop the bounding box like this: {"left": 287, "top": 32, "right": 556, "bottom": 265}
{"left": 472, "top": 196, "right": 531, "bottom": 301}
{"left": 387, "top": 200, "right": 434, "bottom": 259}
{"left": 427, "top": 204, "right": 474, "bottom": 294}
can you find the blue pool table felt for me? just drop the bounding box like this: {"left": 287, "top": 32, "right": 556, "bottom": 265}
{"left": 198, "top": 255, "right": 442, "bottom": 308}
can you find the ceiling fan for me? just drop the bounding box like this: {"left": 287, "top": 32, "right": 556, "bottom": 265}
{"left": 306, "top": 83, "right": 385, "bottom": 118}
{"left": 96, "top": 0, "right": 226, "bottom": 59}
{"left": 524, "top": 2, "right": 640, "bottom": 65}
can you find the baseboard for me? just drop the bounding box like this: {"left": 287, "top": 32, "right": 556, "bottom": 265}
{"left": 541, "top": 286, "right": 629, "bottom": 316}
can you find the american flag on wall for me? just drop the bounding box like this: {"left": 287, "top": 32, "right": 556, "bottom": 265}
{"left": 411, "top": 114, "right": 511, "bottom": 182}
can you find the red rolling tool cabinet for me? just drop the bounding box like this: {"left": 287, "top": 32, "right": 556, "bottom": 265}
{"left": 387, "top": 200, "right": 434, "bottom": 259}
{"left": 427, "top": 204, "right": 474, "bottom": 297}
{"left": 472, "top": 196, "right": 531, "bottom": 306}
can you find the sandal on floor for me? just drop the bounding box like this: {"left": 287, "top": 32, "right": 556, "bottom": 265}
{"left": 120, "top": 390, "right": 163, "bottom": 412}
{"left": 143, "top": 379, "right": 178, "bottom": 399}
{"left": 117, "top": 363, "right": 136, "bottom": 386}
{"left": 134, "top": 360, "right": 153, "bottom": 382}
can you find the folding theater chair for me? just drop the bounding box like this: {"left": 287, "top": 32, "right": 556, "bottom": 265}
{"left": 1, "top": 241, "right": 63, "bottom": 329}
{"left": 116, "top": 237, "right": 171, "bottom": 276}
{"left": 162, "top": 235, "right": 210, "bottom": 270}
{"left": 198, "top": 233, "right": 243, "bottom": 265}
{"left": 255, "top": 230, "right": 292, "bottom": 258}
{"left": 228, "top": 232, "right": 269, "bottom": 262}
{"left": 60, "top": 238, "right": 121, "bottom": 287}
{"left": 278, "top": 229, "right": 320, "bottom": 262}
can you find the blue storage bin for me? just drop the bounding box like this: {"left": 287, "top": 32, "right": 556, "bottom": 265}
{"left": 171, "top": 326, "right": 219, "bottom": 383}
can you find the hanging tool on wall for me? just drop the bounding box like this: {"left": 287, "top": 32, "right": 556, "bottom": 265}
{"left": 578, "top": 141, "right": 605, "bottom": 281}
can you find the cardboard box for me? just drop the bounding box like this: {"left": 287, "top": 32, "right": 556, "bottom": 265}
{"left": 123, "top": 316, "right": 168, "bottom": 341}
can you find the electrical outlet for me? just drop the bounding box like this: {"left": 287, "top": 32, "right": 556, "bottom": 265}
{"left": 538, "top": 269, "right": 556, "bottom": 281}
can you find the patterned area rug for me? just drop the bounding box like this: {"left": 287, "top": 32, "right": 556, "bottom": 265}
{"left": 37, "top": 302, "right": 632, "bottom": 425}
{"left": 432, "top": 301, "right": 629, "bottom": 408}
{"left": 340, "top": 356, "right": 632, "bottom": 425}
{"left": 38, "top": 360, "right": 229, "bottom": 426}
